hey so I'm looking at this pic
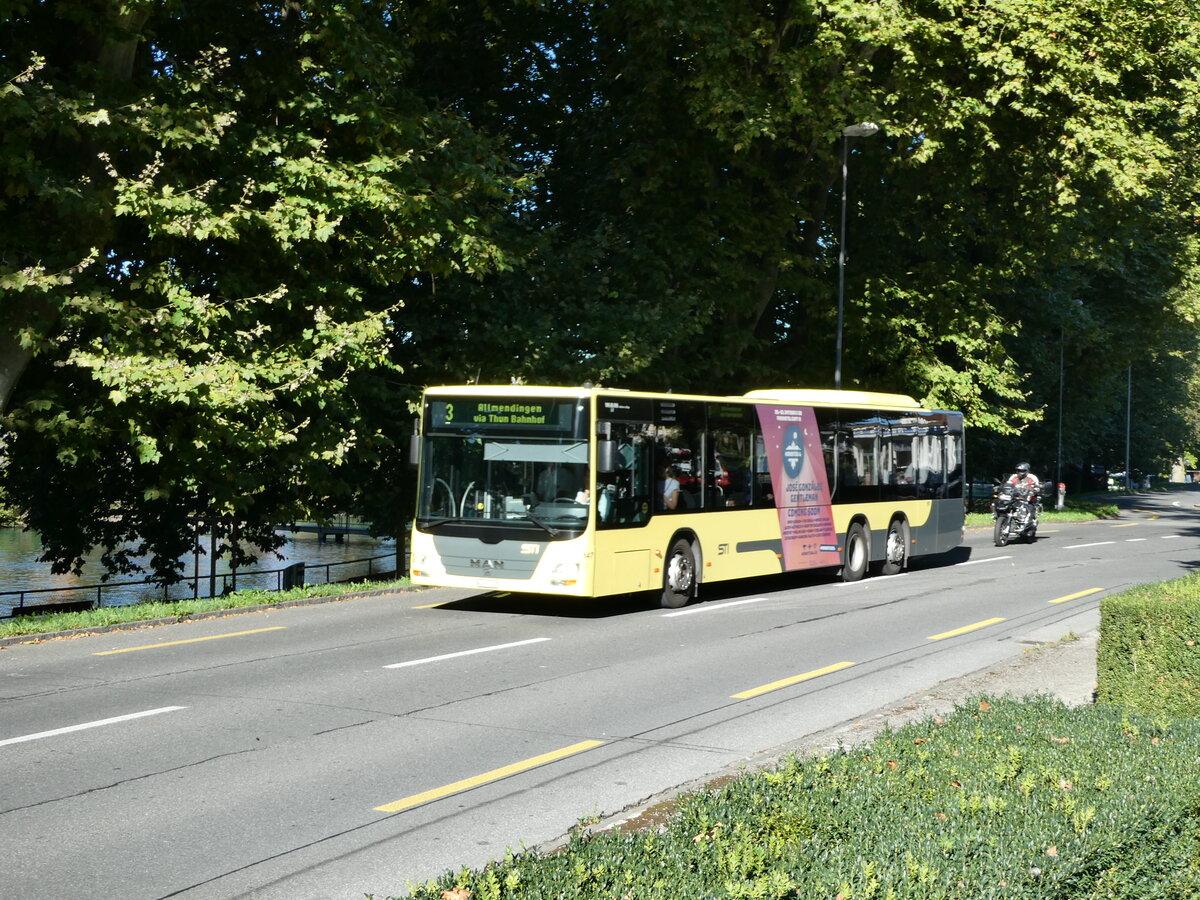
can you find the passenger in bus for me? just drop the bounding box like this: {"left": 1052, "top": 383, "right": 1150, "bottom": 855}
{"left": 839, "top": 451, "right": 860, "bottom": 487}
{"left": 726, "top": 468, "right": 752, "bottom": 507}
{"left": 657, "top": 465, "right": 681, "bottom": 510}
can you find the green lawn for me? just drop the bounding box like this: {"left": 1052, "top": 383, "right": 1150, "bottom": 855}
{"left": 0, "top": 577, "right": 414, "bottom": 640}
{"left": 965, "top": 495, "right": 1120, "bottom": 528}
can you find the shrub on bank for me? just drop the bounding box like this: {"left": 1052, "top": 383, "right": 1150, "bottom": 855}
{"left": 1097, "top": 573, "right": 1200, "bottom": 718}
{"left": 405, "top": 697, "right": 1200, "bottom": 900}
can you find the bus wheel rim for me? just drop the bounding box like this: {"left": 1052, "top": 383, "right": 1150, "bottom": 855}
{"left": 668, "top": 554, "right": 693, "bottom": 593}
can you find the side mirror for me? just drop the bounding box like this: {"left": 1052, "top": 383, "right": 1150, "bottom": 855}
{"left": 408, "top": 419, "right": 420, "bottom": 469}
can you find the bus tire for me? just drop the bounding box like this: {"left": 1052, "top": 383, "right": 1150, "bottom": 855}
{"left": 881, "top": 519, "right": 907, "bottom": 576}
{"left": 661, "top": 537, "right": 697, "bottom": 609}
{"left": 842, "top": 523, "right": 869, "bottom": 583}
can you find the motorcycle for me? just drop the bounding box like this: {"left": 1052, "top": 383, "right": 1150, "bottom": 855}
{"left": 991, "top": 481, "right": 1040, "bottom": 546}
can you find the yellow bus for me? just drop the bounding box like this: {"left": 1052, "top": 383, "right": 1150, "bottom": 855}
{"left": 410, "top": 385, "right": 964, "bottom": 608}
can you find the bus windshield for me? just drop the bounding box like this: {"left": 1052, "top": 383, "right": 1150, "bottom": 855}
{"left": 416, "top": 395, "right": 591, "bottom": 536}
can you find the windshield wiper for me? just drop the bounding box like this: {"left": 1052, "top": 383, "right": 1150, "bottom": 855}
{"left": 416, "top": 517, "right": 453, "bottom": 529}
{"left": 521, "top": 511, "right": 562, "bottom": 537}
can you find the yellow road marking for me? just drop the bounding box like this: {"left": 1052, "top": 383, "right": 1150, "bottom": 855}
{"left": 1110, "top": 522, "right": 1140, "bottom": 528}
{"left": 731, "top": 661, "right": 857, "bottom": 700}
{"left": 1049, "top": 588, "right": 1103, "bottom": 604}
{"left": 927, "top": 618, "right": 1006, "bottom": 641}
{"left": 93, "top": 626, "right": 286, "bottom": 655}
{"left": 412, "top": 602, "right": 445, "bottom": 609}
{"left": 374, "top": 739, "right": 606, "bottom": 813}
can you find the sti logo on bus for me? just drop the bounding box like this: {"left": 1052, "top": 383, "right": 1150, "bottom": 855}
{"left": 782, "top": 426, "right": 805, "bottom": 479}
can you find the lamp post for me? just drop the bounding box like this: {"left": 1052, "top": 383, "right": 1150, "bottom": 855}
{"left": 1056, "top": 332, "right": 1064, "bottom": 487}
{"left": 836, "top": 121, "right": 880, "bottom": 390}
{"left": 1125, "top": 364, "right": 1132, "bottom": 491}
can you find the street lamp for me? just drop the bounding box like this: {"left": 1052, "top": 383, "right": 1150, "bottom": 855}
{"left": 1125, "top": 364, "right": 1132, "bottom": 491}
{"left": 835, "top": 121, "right": 880, "bottom": 390}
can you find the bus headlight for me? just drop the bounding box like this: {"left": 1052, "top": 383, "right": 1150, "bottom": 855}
{"left": 549, "top": 561, "right": 581, "bottom": 586}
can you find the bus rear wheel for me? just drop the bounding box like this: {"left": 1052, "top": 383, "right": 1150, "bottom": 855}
{"left": 881, "top": 519, "right": 907, "bottom": 576}
{"left": 842, "top": 523, "right": 869, "bottom": 582}
{"left": 661, "top": 538, "right": 696, "bottom": 609}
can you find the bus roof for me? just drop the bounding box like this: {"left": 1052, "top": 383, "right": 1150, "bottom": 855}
{"left": 422, "top": 385, "right": 929, "bottom": 411}
{"left": 743, "top": 388, "right": 924, "bottom": 410}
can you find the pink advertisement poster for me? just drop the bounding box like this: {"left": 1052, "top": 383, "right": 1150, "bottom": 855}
{"left": 755, "top": 404, "right": 842, "bottom": 571}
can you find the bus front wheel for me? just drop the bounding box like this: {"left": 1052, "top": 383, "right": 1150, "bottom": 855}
{"left": 661, "top": 538, "right": 696, "bottom": 609}
{"left": 842, "top": 523, "right": 869, "bottom": 582}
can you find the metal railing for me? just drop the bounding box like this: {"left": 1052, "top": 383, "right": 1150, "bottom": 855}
{"left": 281, "top": 515, "right": 373, "bottom": 537}
{"left": 1, "top": 552, "right": 399, "bottom": 618}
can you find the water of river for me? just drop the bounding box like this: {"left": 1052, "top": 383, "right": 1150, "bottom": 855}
{"left": 0, "top": 527, "right": 400, "bottom": 615}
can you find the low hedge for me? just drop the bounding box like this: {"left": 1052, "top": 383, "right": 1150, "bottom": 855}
{"left": 1097, "top": 572, "right": 1200, "bottom": 718}
{"left": 404, "top": 697, "right": 1200, "bottom": 899}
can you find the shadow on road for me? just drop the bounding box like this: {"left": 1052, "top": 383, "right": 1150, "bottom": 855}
{"left": 427, "top": 543, "right": 977, "bottom": 618}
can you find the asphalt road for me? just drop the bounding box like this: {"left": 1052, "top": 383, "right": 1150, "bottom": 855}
{"left": 2, "top": 488, "right": 1196, "bottom": 899}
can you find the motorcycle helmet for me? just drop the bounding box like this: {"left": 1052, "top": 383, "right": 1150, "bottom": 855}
{"left": 1015, "top": 462, "right": 1030, "bottom": 473}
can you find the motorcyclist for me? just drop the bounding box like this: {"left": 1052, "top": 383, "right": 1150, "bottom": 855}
{"left": 1007, "top": 462, "right": 1041, "bottom": 492}
{"left": 1007, "top": 462, "right": 1042, "bottom": 521}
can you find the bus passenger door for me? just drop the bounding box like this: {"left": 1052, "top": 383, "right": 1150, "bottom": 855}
{"left": 594, "top": 411, "right": 656, "bottom": 596}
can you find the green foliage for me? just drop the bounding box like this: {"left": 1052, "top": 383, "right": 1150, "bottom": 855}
{"left": 432, "top": 0, "right": 1200, "bottom": 441}
{"left": 1098, "top": 573, "right": 1200, "bottom": 718}
{"left": 404, "top": 698, "right": 1200, "bottom": 899}
{"left": 3, "top": 0, "right": 1200, "bottom": 580}
{"left": 0, "top": 456, "right": 21, "bottom": 526}
{"left": 0, "top": 1, "right": 524, "bottom": 580}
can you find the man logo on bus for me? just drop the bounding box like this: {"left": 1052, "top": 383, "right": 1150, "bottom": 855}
{"left": 783, "top": 426, "right": 804, "bottom": 479}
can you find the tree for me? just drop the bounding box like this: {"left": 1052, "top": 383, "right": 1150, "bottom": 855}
{"left": 412, "top": 0, "right": 1200, "bottom": 438}
{"left": 0, "top": 0, "right": 523, "bottom": 579}
{"left": 4, "top": 0, "right": 1199, "bottom": 584}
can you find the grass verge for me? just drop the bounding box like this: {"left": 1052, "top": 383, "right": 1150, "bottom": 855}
{"left": 405, "top": 697, "right": 1200, "bottom": 900}
{"left": 0, "top": 577, "right": 413, "bottom": 640}
{"left": 964, "top": 496, "right": 1120, "bottom": 529}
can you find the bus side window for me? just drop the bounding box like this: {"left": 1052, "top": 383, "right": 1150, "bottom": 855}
{"left": 815, "top": 408, "right": 839, "bottom": 498}
{"left": 840, "top": 415, "right": 881, "bottom": 503}
{"left": 710, "top": 429, "right": 752, "bottom": 509}
{"left": 655, "top": 401, "right": 704, "bottom": 513}
{"left": 944, "top": 418, "right": 965, "bottom": 498}
{"left": 752, "top": 434, "right": 775, "bottom": 507}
